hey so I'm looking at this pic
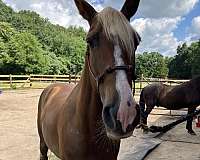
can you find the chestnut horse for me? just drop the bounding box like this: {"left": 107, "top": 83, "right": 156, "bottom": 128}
{"left": 37, "top": 0, "right": 141, "bottom": 159}
{"left": 139, "top": 76, "right": 200, "bottom": 135}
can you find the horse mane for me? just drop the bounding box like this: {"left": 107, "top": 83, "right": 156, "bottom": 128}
{"left": 97, "top": 7, "right": 141, "bottom": 58}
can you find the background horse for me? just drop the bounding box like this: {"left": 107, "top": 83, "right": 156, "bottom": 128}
{"left": 37, "top": 0, "right": 141, "bottom": 159}
{"left": 139, "top": 76, "right": 200, "bottom": 135}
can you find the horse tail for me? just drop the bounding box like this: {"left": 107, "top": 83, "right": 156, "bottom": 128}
{"left": 37, "top": 89, "right": 50, "bottom": 158}
{"left": 139, "top": 89, "right": 148, "bottom": 126}
{"left": 139, "top": 89, "right": 146, "bottom": 116}
{"left": 37, "top": 87, "right": 51, "bottom": 139}
{"left": 37, "top": 90, "right": 45, "bottom": 139}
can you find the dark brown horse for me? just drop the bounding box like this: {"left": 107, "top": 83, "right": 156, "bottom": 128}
{"left": 139, "top": 76, "right": 200, "bottom": 135}
{"left": 37, "top": 0, "right": 141, "bottom": 159}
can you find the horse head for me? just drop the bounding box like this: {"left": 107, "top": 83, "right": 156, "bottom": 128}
{"left": 75, "top": 0, "right": 141, "bottom": 140}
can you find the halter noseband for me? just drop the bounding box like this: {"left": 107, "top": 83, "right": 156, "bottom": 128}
{"left": 86, "top": 48, "right": 137, "bottom": 95}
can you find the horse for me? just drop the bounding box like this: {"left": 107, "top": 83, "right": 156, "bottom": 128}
{"left": 37, "top": 0, "right": 141, "bottom": 159}
{"left": 139, "top": 76, "right": 200, "bottom": 135}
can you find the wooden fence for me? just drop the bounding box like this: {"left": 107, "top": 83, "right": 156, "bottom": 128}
{"left": 0, "top": 74, "right": 195, "bottom": 117}
{"left": 0, "top": 74, "right": 81, "bottom": 89}
{"left": 0, "top": 74, "right": 189, "bottom": 90}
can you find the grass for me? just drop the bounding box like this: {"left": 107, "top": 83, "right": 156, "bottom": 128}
{"left": 0, "top": 82, "right": 56, "bottom": 90}
{"left": 0, "top": 81, "right": 149, "bottom": 91}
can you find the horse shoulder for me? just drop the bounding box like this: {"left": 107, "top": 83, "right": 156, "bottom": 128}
{"left": 157, "top": 84, "right": 171, "bottom": 107}
{"left": 39, "top": 83, "right": 76, "bottom": 157}
{"left": 143, "top": 83, "right": 162, "bottom": 106}
{"left": 40, "top": 83, "right": 75, "bottom": 117}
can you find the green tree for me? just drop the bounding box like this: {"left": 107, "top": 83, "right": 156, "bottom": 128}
{"left": 191, "top": 40, "right": 200, "bottom": 76}
{"left": 136, "top": 52, "right": 168, "bottom": 78}
{"left": 168, "top": 43, "right": 192, "bottom": 78}
{"left": 0, "top": 22, "right": 53, "bottom": 74}
{"left": 168, "top": 41, "right": 200, "bottom": 79}
{"left": 0, "top": 0, "right": 13, "bottom": 22}
{"left": 0, "top": 1, "right": 87, "bottom": 75}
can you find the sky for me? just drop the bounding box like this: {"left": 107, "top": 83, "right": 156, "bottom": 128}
{"left": 3, "top": 0, "right": 200, "bottom": 56}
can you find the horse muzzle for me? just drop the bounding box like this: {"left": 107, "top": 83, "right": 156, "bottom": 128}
{"left": 102, "top": 104, "right": 140, "bottom": 140}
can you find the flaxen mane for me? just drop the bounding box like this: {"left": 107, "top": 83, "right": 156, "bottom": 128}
{"left": 97, "top": 7, "right": 141, "bottom": 58}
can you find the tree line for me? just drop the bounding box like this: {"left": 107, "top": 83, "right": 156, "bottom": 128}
{"left": 0, "top": 0, "right": 199, "bottom": 78}
{"left": 0, "top": 0, "right": 86, "bottom": 75}
{"left": 136, "top": 40, "right": 200, "bottom": 79}
{"left": 168, "top": 41, "right": 200, "bottom": 79}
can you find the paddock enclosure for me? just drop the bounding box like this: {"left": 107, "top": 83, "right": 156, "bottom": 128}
{"left": 0, "top": 88, "right": 200, "bottom": 160}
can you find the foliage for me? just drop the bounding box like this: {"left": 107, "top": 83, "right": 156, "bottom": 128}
{"left": 0, "top": 0, "right": 86, "bottom": 75}
{"left": 0, "top": 22, "right": 49, "bottom": 74}
{"left": 136, "top": 52, "right": 169, "bottom": 78}
{"left": 0, "top": 0, "right": 13, "bottom": 22}
{"left": 0, "top": 0, "right": 199, "bottom": 78}
{"left": 168, "top": 41, "right": 200, "bottom": 78}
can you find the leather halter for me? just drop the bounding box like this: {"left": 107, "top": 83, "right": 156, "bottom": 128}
{"left": 86, "top": 47, "right": 137, "bottom": 95}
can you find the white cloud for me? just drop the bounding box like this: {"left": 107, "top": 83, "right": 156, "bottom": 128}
{"left": 184, "top": 16, "right": 200, "bottom": 44}
{"left": 190, "top": 16, "right": 200, "bottom": 37}
{"left": 132, "top": 17, "right": 182, "bottom": 56}
{"left": 137, "top": 0, "right": 199, "bottom": 18}
{"left": 130, "top": 0, "right": 199, "bottom": 56}
{"left": 2, "top": 0, "right": 18, "bottom": 11}
{"left": 2, "top": 0, "right": 199, "bottom": 56}
{"left": 29, "top": 1, "right": 89, "bottom": 30}
{"left": 2, "top": 0, "right": 90, "bottom": 29}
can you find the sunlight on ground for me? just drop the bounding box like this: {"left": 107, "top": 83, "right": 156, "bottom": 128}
{"left": 49, "top": 153, "right": 60, "bottom": 160}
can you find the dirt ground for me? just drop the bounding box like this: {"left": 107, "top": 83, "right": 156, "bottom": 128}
{"left": 0, "top": 89, "right": 200, "bottom": 160}
{"left": 0, "top": 89, "right": 40, "bottom": 160}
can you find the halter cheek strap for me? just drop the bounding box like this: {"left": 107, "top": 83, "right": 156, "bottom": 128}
{"left": 86, "top": 49, "right": 137, "bottom": 95}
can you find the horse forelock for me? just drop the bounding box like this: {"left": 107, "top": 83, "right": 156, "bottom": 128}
{"left": 97, "top": 7, "right": 141, "bottom": 58}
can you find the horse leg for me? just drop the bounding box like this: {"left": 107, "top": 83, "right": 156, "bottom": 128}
{"left": 136, "top": 101, "right": 146, "bottom": 129}
{"left": 38, "top": 117, "right": 48, "bottom": 159}
{"left": 137, "top": 89, "right": 148, "bottom": 129}
{"left": 141, "top": 104, "right": 154, "bottom": 133}
{"left": 40, "top": 139, "right": 48, "bottom": 160}
{"left": 138, "top": 102, "right": 148, "bottom": 130}
{"left": 186, "top": 106, "right": 196, "bottom": 135}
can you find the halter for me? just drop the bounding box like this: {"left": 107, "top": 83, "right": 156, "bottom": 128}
{"left": 86, "top": 47, "right": 137, "bottom": 95}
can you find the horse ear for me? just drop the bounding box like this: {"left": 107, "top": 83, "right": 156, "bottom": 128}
{"left": 74, "top": 0, "right": 97, "bottom": 25}
{"left": 120, "top": 0, "right": 140, "bottom": 21}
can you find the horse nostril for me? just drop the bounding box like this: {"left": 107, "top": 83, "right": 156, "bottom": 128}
{"left": 103, "top": 106, "right": 116, "bottom": 130}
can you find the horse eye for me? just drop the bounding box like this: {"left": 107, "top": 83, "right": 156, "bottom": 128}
{"left": 87, "top": 35, "right": 99, "bottom": 49}
{"left": 87, "top": 40, "right": 94, "bottom": 49}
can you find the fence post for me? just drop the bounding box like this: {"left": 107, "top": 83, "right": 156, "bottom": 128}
{"left": 170, "top": 82, "right": 172, "bottom": 116}
{"left": 69, "top": 74, "right": 71, "bottom": 83}
{"left": 140, "top": 74, "right": 143, "bottom": 92}
{"left": 75, "top": 75, "right": 77, "bottom": 84}
{"left": 53, "top": 75, "right": 56, "bottom": 83}
{"left": 9, "top": 74, "right": 12, "bottom": 88}
{"left": 29, "top": 74, "right": 32, "bottom": 87}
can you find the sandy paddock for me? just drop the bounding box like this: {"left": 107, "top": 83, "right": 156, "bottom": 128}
{"left": 0, "top": 89, "right": 200, "bottom": 160}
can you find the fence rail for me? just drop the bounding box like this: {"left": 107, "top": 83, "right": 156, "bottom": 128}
{"left": 0, "top": 74, "right": 81, "bottom": 89}
{"left": 30, "top": 74, "right": 80, "bottom": 83}
{"left": 0, "top": 74, "right": 195, "bottom": 117}
{"left": 0, "top": 74, "right": 188, "bottom": 90}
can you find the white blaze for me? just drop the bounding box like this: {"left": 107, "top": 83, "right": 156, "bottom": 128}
{"left": 114, "top": 44, "right": 137, "bottom": 132}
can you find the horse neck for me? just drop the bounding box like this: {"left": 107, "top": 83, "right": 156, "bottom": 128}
{"left": 76, "top": 60, "right": 120, "bottom": 158}
{"left": 77, "top": 61, "right": 102, "bottom": 119}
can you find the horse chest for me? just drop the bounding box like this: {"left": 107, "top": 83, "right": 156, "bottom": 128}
{"left": 59, "top": 127, "right": 118, "bottom": 160}
{"left": 60, "top": 137, "right": 118, "bottom": 160}
{"left": 62, "top": 154, "right": 117, "bottom": 160}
